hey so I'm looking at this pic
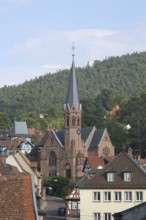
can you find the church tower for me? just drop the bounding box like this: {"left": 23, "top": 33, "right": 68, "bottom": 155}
{"left": 64, "top": 47, "right": 84, "bottom": 180}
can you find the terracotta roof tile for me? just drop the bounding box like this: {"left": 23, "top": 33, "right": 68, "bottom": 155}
{"left": 0, "top": 175, "right": 37, "bottom": 220}
{"left": 87, "top": 157, "right": 105, "bottom": 170}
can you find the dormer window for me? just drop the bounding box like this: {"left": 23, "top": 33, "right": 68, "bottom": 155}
{"left": 107, "top": 172, "right": 115, "bottom": 181}
{"left": 106, "top": 168, "right": 116, "bottom": 181}
{"left": 124, "top": 172, "right": 132, "bottom": 181}
{"left": 123, "top": 168, "right": 133, "bottom": 181}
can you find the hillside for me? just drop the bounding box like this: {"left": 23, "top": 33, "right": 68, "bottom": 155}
{"left": 0, "top": 51, "right": 146, "bottom": 120}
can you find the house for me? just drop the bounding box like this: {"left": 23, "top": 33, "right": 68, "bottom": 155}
{"left": 65, "top": 155, "right": 113, "bottom": 219}
{"left": 6, "top": 152, "right": 42, "bottom": 197}
{"left": 65, "top": 174, "right": 91, "bottom": 220}
{"left": 9, "top": 121, "right": 32, "bottom": 141}
{"left": 38, "top": 53, "right": 114, "bottom": 181}
{"left": 0, "top": 156, "right": 47, "bottom": 220}
{"left": 0, "top": 138, "right": 34, "bottom": 155}
{"left": 113, "top": 201, "right": 146, "bottom": 220}
{"left": 0, "top": 174, "right": 39, "bottom": 220}
{"left": 79, "top": 151, "right": 146, "bottom": 220}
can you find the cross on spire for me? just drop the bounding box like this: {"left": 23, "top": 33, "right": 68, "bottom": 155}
{"left": 71, "top": 42, "right": 75, "bottom": 57}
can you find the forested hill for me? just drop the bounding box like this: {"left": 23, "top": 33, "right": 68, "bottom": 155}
{"left": 0, "top": 51, "right": 146, "bottom": 120}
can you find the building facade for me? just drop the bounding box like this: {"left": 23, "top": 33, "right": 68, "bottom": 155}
{"left": 40, "top": 54, "right": 114, "bottom": 181}
{"left": 79, "top": 152, "right": 146, "bottom": 220}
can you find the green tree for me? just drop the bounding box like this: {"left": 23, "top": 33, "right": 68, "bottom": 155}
{"left": 0, "top": 112, "right": 11, "bottom": 130}
{"left": 43, "top": 176, "right": 70, "bottom": 197}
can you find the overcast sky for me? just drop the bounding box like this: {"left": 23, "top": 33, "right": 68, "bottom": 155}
{"left": 0, "top": 0, "right": 146, "bottom": 87}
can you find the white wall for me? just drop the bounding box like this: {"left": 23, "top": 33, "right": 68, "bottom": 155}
{"left": 80, "top": 189, "right": 146, "bottom": 220}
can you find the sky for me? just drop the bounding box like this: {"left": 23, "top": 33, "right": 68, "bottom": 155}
{"left": 0, "top": 0, "right": 146, "bottom": 88}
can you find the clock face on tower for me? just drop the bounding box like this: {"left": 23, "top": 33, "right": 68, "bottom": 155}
{"left": 77, "top": 128, "right": 81, "bottom": 135}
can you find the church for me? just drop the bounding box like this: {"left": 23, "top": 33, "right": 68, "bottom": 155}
{"left": 40, "top": 52, "right": 114, "bottom": 181}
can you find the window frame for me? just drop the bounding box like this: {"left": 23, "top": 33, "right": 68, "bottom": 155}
{"left": 107, "top": 172, "right": 115, "bottom": 181}
{"left": 104, "top": 192, "right": 111, "bottom": 201}
{"left": 135, "top": 191, "right": 143, "bottom": 201}
{"left": 71, "top": 201, "right": 78, "bottom": 210}
{"left": 114, "top": 192, "right": 121, "bottom": 201}
{"left": 124, "top": 172, "right": 132, "bottom": 181}
{"left": 104, "top": 213, "right": 111, "bottom": 220}
{"left": 93, "top": 192, "right": 100, "bottom": 201}
{"left": 94, "top": 213, "right": 101, "bottom": 220}
{"left": 124, "top": 191, "right": 132, "bottom": 201}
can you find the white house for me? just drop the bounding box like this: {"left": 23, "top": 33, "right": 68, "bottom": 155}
{"left": 79, "top": 151, "right": 146, "bottom": 220}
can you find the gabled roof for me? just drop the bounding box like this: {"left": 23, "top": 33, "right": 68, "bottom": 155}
{"left": 83, "top": 157, "right": 105, "bottom": 171}
{"left": 81, "top": 127, "right": 94, "bottom": 143}
{"left": 0, "top": 138, "right": 33, "bottom": 151}
{"left": 0, "top": 175, "right": 38, "bottom": 220}
{"left": 80, "top": 151, "right": 146, "bottom": 189}
{"left": 65, "top": 55, "right": 80, "bottom": 111}
{"left": 37, "top": 126, "right": 106, "bottom": 152}
{"left": 10, "top": 121, "right": 32, "bottom": 138}
{"left": 88, "top": 129, "right": 105, "bottom": 151}
{"left": 55, "top": 129, "right": 65, "bottom": 146}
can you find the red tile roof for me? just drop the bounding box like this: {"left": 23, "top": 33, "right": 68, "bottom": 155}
{"left": 87, "top": 157, "right": 105, "bottom": 170}
{"left": 84, "top": 156, "right": 114, "bottom": 171}
{"left": 0, "top": 175, "right": 37, "bottom": 220}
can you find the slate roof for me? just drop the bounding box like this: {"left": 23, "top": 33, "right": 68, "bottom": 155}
{"left": 113, "top": 201, "right": 146, "bottom": 219}
{"left": 88, "top": 129, "right": 105, "bottom": 151}
{"left": 55, "top": 130, "right": 65, "bottom": 146}
{"left": 37, "top": 126, "right": 105, "bottom": 153}
{"left": 65, "top": 56, "right": 80, "bottom": 111}
{"left": 0, "top": 175, "right": 37, "bottom": 220}
{"left": 29, "top": 145, "right": 39, "bottom": 155}
{"left": 10, "top": 121, "right": 32, "bottom": 138}
{"left": 81, "top": 127, "right": 94, "bottom": 143}
{"left": 80, "top": 151, "right": 146, "bottom": 189}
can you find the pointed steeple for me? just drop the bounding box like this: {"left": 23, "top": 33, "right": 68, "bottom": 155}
{"left": 65, "top": 45, "right": 80, "bottom": 111}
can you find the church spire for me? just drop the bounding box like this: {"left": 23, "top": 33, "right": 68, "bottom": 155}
{"left": 65, "top": 43, "right": 80, "bottom": 111}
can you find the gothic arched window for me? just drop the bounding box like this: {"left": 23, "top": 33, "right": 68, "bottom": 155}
{"left": 66, "top": 162, "right": 71, "bottom": 179}
{"left": 67, "top": 116, "right": 69, "bottom": 127}
{"left": 49, "top": 151, "right": 57, "bottom": 166}
{"left": 77, "top": 117, "right": 80, "bottom": 126}
{"left": 72, "top": 116, "right": 75, "bottom": 126}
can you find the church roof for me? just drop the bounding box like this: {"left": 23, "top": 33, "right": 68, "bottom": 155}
{"left": 66, "top": 55, "right": 80, "bottom": 111}
{"left": 88, "top": 129, "right": 105, "bottom": 151}
{"left": 53, "top": 127, "right": 105, "bottom": 150}
{"left": 55, "top": 130, "right": 65, "bottom": 146}
{"left": 81, "top": 127, "right": 94, "bottom": 143}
